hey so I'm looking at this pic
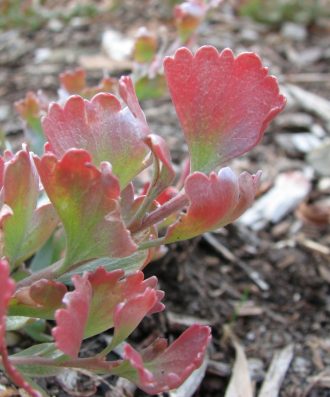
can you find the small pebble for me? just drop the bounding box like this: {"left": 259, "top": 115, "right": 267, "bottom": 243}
{"left": 281, "top": 22, "right": 307, "bottom": 42}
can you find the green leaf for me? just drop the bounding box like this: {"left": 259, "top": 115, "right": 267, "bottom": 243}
{"left": 24, "top": 320, "right": 53, "bottom": 343}
{"left": 35, "top": 150, "right": 137, "bottom": 270}
{"left": 30, "top": 231, "right": 65, "bottom": 272}
{"left": 135, "top": 74, "right": 167, "bottom": 101}
{"left": 6, "top": 316, "right": 31, "bottom": 331}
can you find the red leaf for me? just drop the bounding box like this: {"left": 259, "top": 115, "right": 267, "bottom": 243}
{"left": 1, "top": 148, "right": 58, "bottom": 267}
{"left": 165, "top": 168, "right": 261, "bottom": 242}
{"left": 0, "top": 260, "right": 15, "bottom": 348}
{"left": 30, "top": 279, "right": 67, "bottom": 309}
{"left": 85, "top": 268, "right": 164, "bottom": 339}
{"left": 12, "top": 279, "right": 67, "bottom": 319}
{"left": 174, "top": 1, "right": 207, "bottom": 42}
{"left": 59, "top": 68, "right": 86, "bottom": 94}
{"left": 43, "top": 77, "right": 149, "bottom": 188}
{"left": 110, "top": 288, "right": 159, "bottom": 348}
{"left": 0, "top": 155, "right": 4, "bottom": 190}
{"left": 53, "top": 274, "right": 92, "bottom": 358}
{"left": 34, "top": 149, "right": 137, "bottom": 268}
{"left": 59, "top": 68, "right": 117, "bottom": 99}
{"left": 123, "top": 324, "right": 211, "bottom": 394}
{"left": 229, "top": 170, "right": 262, "bottom": 221}
{"left": 165, "top": 168, "right": 237, "bottom": 242}
{"left": 164, "top": 46, "right": 286, "bottom": 173}
{"left": 15, "top": 92, "right": 42, "bottom": 121}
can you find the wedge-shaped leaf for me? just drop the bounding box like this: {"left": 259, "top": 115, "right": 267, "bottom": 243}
{"left": 165, "top": 168, "right": 261, "bottom": 243}
{"left": 43, "top": 76, "right": 150, "bottom": 188}
{"left": 59, "top": 68, "right": 116, "bottom": 99}
{"left": 10, "top": 279, "right": 67, "bottom": 319}
{"left": 164, "top": 46, "right": 286, "bottom": 173}
{"left": 52, "top": 274, "right": 91, "bottom": 358}
{"left": 133, "top": 27, "right": 157, "bottom": 63}
{"left": 15, "top": 92, "right": 46, "bottom": 155}
{"left": 119, "top": 324, "right": 211, "bottom": 394}
{"left": 135, "top": 74, "right": 167, "bottom": 101}
{"left": 53, "top": 268, "right": 164, "bottom": 357}
{"left": 59, "top": 68, "right": 86, "bottom": 94}
{"left": 85, "top": 268, "right": 164, "bottom": 340}
{"left": 109, "top": 285, "right": 164, "bottom": 349}
{"left": 0, "top": 148, "right": 58, "bottom": 268}
{"left": 35, "top": 149, "right": 137, "bottom": 269}
{"left": 174, "top": 1, "right": 207, "bottom": 43}
{"left": 0, "top": 259, "right": 41, "bottom": 397}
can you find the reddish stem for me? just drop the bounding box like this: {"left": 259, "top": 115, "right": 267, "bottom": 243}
{"left": 130, "top": 191, "right": 189, "bottom": 233}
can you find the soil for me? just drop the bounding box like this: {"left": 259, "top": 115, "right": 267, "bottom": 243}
{"left": 1, "top": 1, "right": 330, "bottom": 396}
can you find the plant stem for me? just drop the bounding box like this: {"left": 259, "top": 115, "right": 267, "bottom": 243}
{"left": 138, "top": 237, "right": 165, "bottom": 250}
{"left": 6, "top": 355, "right": 120, "bottom": 372}
{"left": 130, "top": 191, "right": 189, "bottom": 233}
{"left": 15, "top": 259, "right": 63, "bottom": 290}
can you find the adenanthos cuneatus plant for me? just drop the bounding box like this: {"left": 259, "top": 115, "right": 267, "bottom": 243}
{"left": 0, "top": 45, "right": 285, "bottom": 396}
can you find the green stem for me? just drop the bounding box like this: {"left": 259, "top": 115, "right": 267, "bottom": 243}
{"left": 138, "top": 237, "right": 165, "bottom": 250}
{"left": 6, "top": 355, "right": 120, "bottom": 372}
{"left": 15, "top": 259, "right": 63, "bottom": 290}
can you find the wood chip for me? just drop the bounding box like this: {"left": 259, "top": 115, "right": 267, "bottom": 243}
{"left": 203, "top": 233, "right": 269, "bottom": 291}
{"left": 224, "top": 326, "right": 254, "bottom": 397}
{"left": 234, "top": 301, "right": 264, "bottom": 317}
{"left": 239, "top": 171, "right": 311, "bottom": 230}
{"left": 166, "top": 311, "right": 211, "bottom": 331}
{"left": 297, "top": 236, "right": 330, "bottom": 256}
{"left": 258, "top": 344, "right": 294, "bottom": 397}
{"left": 304, "top": 370, "right": 330, "bottom": 396}
{"left": 286, "top": 84, "right": 330, "bottom": 128}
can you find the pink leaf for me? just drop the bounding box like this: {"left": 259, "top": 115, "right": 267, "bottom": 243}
{"left": 0, "top": 260, "right": 15, "bottom": 348}
{"left": 110, "top": 288, "right": 159, "bottom": 348}
{"left": 165, "top": 168, "right": 261, "bottom": 242}
{"left": 34, "top": 149, "right": 137, "bottom": 269}
{"left": 155, "top": 186, "right": 179, "bottom": 206}
{"left": 30, "top": 279, "right": 67, "bottom": 309}
{"left": 118, "top": 76, "right": 148, "bottom": 131}
{"left": 229, "top": 170, "right": 262, "bottom": 221}
{"left": 0, "top": 155, "right": 4, "bottom": 190}
{"left": 174, "top": 1, "right": 207, "bottom": 43}
{"left": 43, "top": 78, "right": 149, "bottom": 188}
{"left": 59, "top": 68, "right": 116, "bottom": 99}
{"left": 12, "top": 279, "right": 67, "bottom": 319}
{"left": 0, "top": 259, "right": 41, "bottom": 397}
{"left": 165, "top": 168, "right": 239, "bottom": 242}
{"left": 85, "top": 268, "right": 164, "bottom": 339}
{"left": 14, "top": 92, "right": 42, "bottom": 121}
{"left": 59, "top": 68, "right": 86, "bottom": 94}
{"left": 123, "top": 324, "right": 211, "bottom": 394}
{"left": 53, "top": 274, "right": 92, "bottom": 358}
{"left": 164, "top": 46, "right": 286, "bottom": 173}
{"left": 1, "top": 148, "right": 58, "bottom": 267}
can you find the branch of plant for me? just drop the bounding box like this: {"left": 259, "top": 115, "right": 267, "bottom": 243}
{"left": 130, "top": 191, "right": 189, "bottom": 233}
